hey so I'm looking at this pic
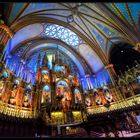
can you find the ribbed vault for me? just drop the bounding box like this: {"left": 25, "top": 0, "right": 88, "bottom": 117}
{"left": 2, "top": 2, "right": 140, "bottom": 86}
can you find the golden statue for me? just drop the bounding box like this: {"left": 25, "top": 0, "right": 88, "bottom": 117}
{"left": 9, "top": 84, "right": 17, "bottom": 105}
{"left": 23, "top": 89, "right": 32, "bottom": 108}
{"left": 103, "top": 87, "right": 113, "bottom": 103}
{"left": 2, "top": 82, "right": 11, "bottom": 103}
{"left": 61, "top": 87, "right": 71, "bottom": 112}
{"left": 42, "top": 73, "right": 50, "bottom": 83}
{"left": 95, "top": 94, "right": 102, "bottom": 105}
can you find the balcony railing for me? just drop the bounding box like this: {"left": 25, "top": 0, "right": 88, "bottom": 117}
{"left": 0, "top": 101, "right": 36, "bottom": 118}
{"left": 87, "top": 94, "right": 140, "bottom": 114}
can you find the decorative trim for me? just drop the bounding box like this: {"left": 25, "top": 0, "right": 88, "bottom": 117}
{"left": 0, "top": 23, "right": 13, "bottom": 38}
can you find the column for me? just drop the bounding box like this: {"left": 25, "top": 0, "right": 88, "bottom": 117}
{"left": 0, "top": 23, "right": 13, "bottom": 56}
{"left": 88, "top": 76, "right": 93, "bottom": 89}
{"left": 85, "top": 74, "right": 93, "bottom": 89}
{"left": 85, "top": 74, "right": 92, "bottom": 90}
{"left": 105, "top": 64, "right": 117, "bottom": 86}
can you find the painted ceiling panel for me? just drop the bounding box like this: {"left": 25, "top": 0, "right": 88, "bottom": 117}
{"left": 38, "top": 14, "right": 68, "bottom": 23}
{"left": 104, "top": 3, "right": 113, "bottom": 9}
{"left": 20, "top": 3, "right": 69, "bottom": 18}
{"left": 81, "top": 18, "right": 106, "bottom": 52}
{"left": 60, "top": 3, "right": 71, "bottom": 8}
{"left": 72, "top": 17, "right": 94, "bottom": 41}
{"left": 128, "top": 3, "right": 140, "bottom": 26}
{"left": 78, "top": 15, "right": 98, "bottom": 43}
{"left": 79, "top": 43, "right": 104, "bottom": 73}
{"left": 104, "top": 3, "right": 117, "bottom": 17}
{"left": 105, "top": 3, "right": 140, "bottom": 28}
{"left": 35, "top": 9, "right": 71, "bottom": 17}
{"left": 114, "top": 3, "right": 131, "bottom": 24}
{"left": 68, "top": 3, "right": 77, "bottom": 8}
{"left": 69, "top": 21, "right": 87, "bottom": 42}
{"left": 85, "top": 3, "right": 107, "bottom": 17}
{"left": 92, "top": 28, "right": 106, "bottom": 52}
{"left": 96, "top": 22, "right": 122, "bottom": 38}
{"left": 20, "top": 9, "right": 71, "bottom": 24}
{"left": 9, "top": 3, "right": 25, "bottom": 24}
{"left": 10, "top": 23, "right": 43, "bottom": 51}
{"left": 80, "top": 5, "right": 109, "bottom": 25}
{"left": 79, "top": 12, "right": 123, "bottom": 47}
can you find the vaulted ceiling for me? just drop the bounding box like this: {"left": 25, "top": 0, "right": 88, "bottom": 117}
{"left": 2, "top": 3, "right": 140, "bottom": 77}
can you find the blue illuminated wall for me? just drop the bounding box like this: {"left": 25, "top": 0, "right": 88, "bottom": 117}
{"left": 92, "top": 69, "right": 111, "bottom": 88}
{"left": 80, "top": 69, "right": 112, "bottom": 91}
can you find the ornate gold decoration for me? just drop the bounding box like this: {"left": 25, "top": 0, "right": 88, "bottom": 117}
{"left": 0, "top": 24, "right": 13, "bottom": 38}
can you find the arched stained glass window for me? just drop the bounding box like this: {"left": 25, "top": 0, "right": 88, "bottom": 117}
{"left": 42, "top": 23, "right": 81, "bottom": 49}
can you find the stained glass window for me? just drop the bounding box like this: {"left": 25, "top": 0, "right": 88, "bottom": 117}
{"left": 41, "top": 23, "right": 81, "bottom": 49}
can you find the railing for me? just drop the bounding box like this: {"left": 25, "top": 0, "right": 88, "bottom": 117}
{"left": 87, "top": 94, "right": 140, "bottom": 114}
{"left": 1, "top": 94, "right": 140, "bottom": 119}
{"left": 0, "top": 101, "right": 36, "bottom": 118}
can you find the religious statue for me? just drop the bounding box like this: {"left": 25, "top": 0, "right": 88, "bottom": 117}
{"left": 41, "top": 70, "right": 50, "bottom": 83}
{"left": 72, "top": 75, "right": 79, "bottom": 86}
{"left": 41, "top": 85, "right": 51, "bottom": 105}
{"left": 61, "top": 87, "right": 71, "bottom": 112}
{"left": 56, "top": 81, "right": 67, "bottom": 97}
{"left": 23, "top": 90, "right": 32, "bottom": 107}
{"left": 95, "top": 94, "right": 102, "bottom": 105}
{"left": 68, "top": 74, "right": 74, "bottom": 87}
{"left": 55, "top": 65, "right": 65, "bottom": 78}
{"left": 85, "top": 97, "right": 92, "bottom": 107}
{"left": 74, "top": 89, "right": 82, "bottom": 104}
{"left": 2, "top": 82, "right": 11, "bottom": 103}
{"left": 103, "top": 86, "right": 113, "bottom": 103}
{"left": 9, "top": 84, "right": 18, "bottom": 105}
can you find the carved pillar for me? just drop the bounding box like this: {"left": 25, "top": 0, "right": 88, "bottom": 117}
{"left": 33, "top": 91, "right": 38, "bottom": 118}
{"left": 0, "top": 23, "right": 13, "bottom": 72}
{"left": 105, "top": 64, "right": 116, "bottom": 86}
{"left": 85, "top": 74, "right": 93, "bottom": 89}
{"left": 38, "top": 89, "right": 42, "bottom": 112}
{"left": 35, "top": 89, "right": 41, "bottom": 117}
{"left": 85, "top": 74, "right": 91, "bottom": 90}
{"left": 0, "top": 23, "right": 13, "bottom": 55}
